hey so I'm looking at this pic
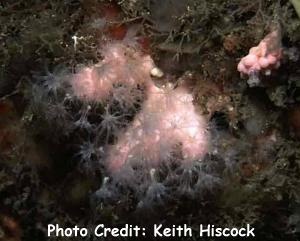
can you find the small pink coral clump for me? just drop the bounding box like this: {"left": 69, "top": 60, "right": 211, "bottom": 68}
{"left": 71, "top": 42, "right": 155, "bottom": 102}
{"left": 237, "top": 29, "right": 282, "bottom": 86}
{"left": 106, "top": 81, "right": 209, "bottom": 173}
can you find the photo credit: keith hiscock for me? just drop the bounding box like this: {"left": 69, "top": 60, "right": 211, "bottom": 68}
{"left": 47, "top": 223, "right": 255, "bottom": 238}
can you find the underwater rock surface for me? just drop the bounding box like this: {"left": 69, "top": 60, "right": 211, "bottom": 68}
{"left": 1, "top": 0, "right": 300, "bottom": 240}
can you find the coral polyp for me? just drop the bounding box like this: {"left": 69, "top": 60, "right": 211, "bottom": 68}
{"left": 97, "top": 105, "right": 129, "bottom": 143}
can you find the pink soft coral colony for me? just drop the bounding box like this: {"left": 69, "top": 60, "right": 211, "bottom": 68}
{"left": 70, "top": 41, "right": 209, "bottom": 173}
{"left": 106, "top": 81, "right": 209, "bottom": 172}
{"left": 237, "top": 29, "right": 283, "bottom": 86}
